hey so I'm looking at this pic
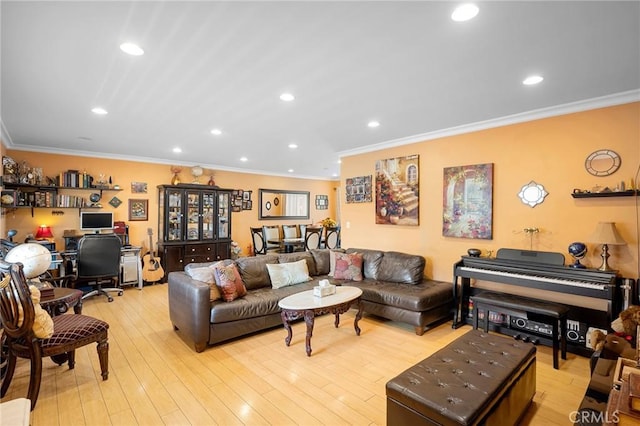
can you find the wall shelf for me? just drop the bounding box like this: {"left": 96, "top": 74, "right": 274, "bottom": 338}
{"left": 571, "top": 190, "right": 639, "bottom": 198}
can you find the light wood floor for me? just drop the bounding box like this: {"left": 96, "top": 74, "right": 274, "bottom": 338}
{"left": 2, "top": 284, "right": 593, "bottom": 425}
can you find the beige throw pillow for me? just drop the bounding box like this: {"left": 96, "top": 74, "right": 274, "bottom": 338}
{"left": 186, "top": 266, "right": 221, "bottom": 301}
{"left": 266, "top": 259, "right": 312, "bottom": 289}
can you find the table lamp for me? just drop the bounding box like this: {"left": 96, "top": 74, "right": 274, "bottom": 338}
{"left": 588, "top": 221, "right": 626, "bottom": 271}
{"left": 35, "top": 224, "right": 53, "bottom": 240}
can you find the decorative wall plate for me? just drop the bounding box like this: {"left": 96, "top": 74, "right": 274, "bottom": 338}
{"left": 109, "top": 196, "right": 122, "bottom": 208}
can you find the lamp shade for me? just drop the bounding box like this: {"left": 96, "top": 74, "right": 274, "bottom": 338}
{"left": 588, "top": 222, "right": 626, "bottom": 245}
{"left": 35, "top": 225, "right": 53, "bottom": 239}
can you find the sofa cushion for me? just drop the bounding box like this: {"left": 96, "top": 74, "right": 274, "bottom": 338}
{"left": 277, "top": 251, "right": 318, "bottom": 276}
{"left": 266, "top": 259, "right": 312, "bottom": 288}
{"left": 235, "top": 255, "right": 279, "bottom": 290}
{"left": 377, "top": 251, "right": 425, "bottom": 284}
{"left": 346, "top": 248, "right": 384, "bottom": 279}
{"left": 310, "top": 249, "right": 344, "bottom": 275}
{"left": 333, "top": 252, "right": 364, "bottom": 281}
{"left": 210, "top": 281, "right": 318, "bottom": 323}
{"left": 212, "top": 263, "right": 247, "bottom": 302}
{"left": 351, "top": 279, "right": 452, "bottom": 312}
{"left": 185, "top": 265, "right": 221, "bottom": 301}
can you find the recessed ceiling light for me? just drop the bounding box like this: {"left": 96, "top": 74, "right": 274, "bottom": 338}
{"left": 172, "top": 147, "right": 182, "bottom": 153}
{"left": 240, "top": 157, "right": 248, "bottom": 162}
{"left": 451, "top": 4, "right": 479, "bottom": 22}
{"left": 337, "top": 159, "right": 342, "bottom": 164}
{"left": 280, "top": 93, "right": 295, "bottom": 102}
{"left": 120, "top": 42, "right": 144, "bottom": 56}
{"left": 523, "top": 75, "right": 544, "bottom": 85}
{"left": 368, "top": 121, "right": 380, "bottom": 128}
{"left": 210, "top": 128, "right": 222, "bottom": 136}
{"left": 288, "top": 143, "right": 298, "bottom": 149}
{"left": 288, "top": 169, "right": 294, "bottom": 173}
{"left": 91, "top": 107, "right": 108, "bottom": 115}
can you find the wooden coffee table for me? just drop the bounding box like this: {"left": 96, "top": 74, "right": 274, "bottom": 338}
{"left": 278, "top": 286, "right": 363, "bottom": 356}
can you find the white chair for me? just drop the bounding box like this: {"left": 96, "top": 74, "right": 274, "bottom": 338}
{"left": 304, "top": 227, "right": 322, "bottom": 251}
{"left": 262, "top": 225, "right": 281, "bottom": 253}
{"left": 282, "top": 225, "right": 298, "bottom": 239}
{"left": 324, "top": 226, "right": 341, "bottom": 249}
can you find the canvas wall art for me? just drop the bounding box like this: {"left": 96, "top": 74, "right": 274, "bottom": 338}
{"left": 442, "top": 163, "right": 493, "bottom": 239}
{"left": 345, "top": 175, "right": 372, "bottom": 203}
{"left": 375, "top": 155, "right": 419, "bottom": 226}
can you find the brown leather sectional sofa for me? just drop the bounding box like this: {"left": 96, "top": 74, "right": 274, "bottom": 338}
{"left": 168, "top": 248, "right": 453, "bottom": 352}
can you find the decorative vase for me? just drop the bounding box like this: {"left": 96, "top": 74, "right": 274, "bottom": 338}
{"left": 389, "top": 214, "right": 400, "bottom": 224}
{"left": 171, "top": 173, "right": 180, "bottom": 185}
{"left": 207, "top": 175, "right": 216, "bottom": 186}
{"left": 380, "top": 206, "right": 387, "bottom": 217}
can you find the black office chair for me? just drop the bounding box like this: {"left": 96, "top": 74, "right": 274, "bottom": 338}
{"left": 72, "top": 234, "right": 123, "bottom": 302}
{"left": 251, "top": 227, "right": 267, "bottom": 255}
{"left": 304, "top": 227, "right": 323, "bottom": 251}
{"left": 324, "top": 226, "right": 341, "bottom": 249}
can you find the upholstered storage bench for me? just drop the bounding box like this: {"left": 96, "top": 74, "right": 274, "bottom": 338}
{"left": 386, "top": 330, "right": 536, "bottom": 425}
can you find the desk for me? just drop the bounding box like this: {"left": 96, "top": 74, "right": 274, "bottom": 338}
{"left": 61, "top": 246, "right": 143, "bottom": 290}
{"left": 268, "top": 238, "right": 305, "bottom": 253}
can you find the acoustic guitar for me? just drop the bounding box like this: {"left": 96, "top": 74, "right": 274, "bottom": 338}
{"left": 142, "top": 228, "right": 165, "bottom": 283}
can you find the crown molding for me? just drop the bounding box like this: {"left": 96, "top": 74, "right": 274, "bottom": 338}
{"left": 338, "top": 90, "right": 640, "bottom": 158}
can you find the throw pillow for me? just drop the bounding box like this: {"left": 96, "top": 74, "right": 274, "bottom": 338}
{"left": 212, "top": 263, "right": 247, "bottom": 302}
{"left": 185, "top": 266, "right": 221, "bottom": 301}
{"left": 266, "top": 259, "right": 312, "bottom": 289}
{"left": 328, "top": 249, "right": 346, "bottom": 277}
{"left": 333, "top": 252, "right": 364, "bottom": 281}
{"left": 15, "top": 281, "right": 54, "bottom": 339}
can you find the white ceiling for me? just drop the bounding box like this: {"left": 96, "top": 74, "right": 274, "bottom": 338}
{"left": 1, "top": 1, "right": 639, "bottom": 180}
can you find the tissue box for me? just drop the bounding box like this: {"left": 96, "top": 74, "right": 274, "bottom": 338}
{"left": 313, "top": 284, "right": 336, "bottom": 297}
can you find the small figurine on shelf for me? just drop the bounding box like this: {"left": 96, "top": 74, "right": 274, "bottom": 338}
{"left": 207, "top": 174, "right": 216, "bottom": 186}
{"left": 170, "top": 166, "right": 181, "bottom": 185}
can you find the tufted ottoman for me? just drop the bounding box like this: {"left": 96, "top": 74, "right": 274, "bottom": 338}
{"left": 386, "top": 330, "right": 536, "bottom": 425}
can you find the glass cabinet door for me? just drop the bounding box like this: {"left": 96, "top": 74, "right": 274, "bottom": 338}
{"left": 167, "top": 189, "right": 184, "bottom": 241}
{"left": 202, "top": 191, "right": 215, "bottom": 240}
{"left": 217, "top": 192, "right": 230, "bottom": 239}
{"left": 186, "top": 190, "right": 200, "bottom": 241}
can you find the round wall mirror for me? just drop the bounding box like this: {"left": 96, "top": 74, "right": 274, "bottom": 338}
{"left": 585, "top": 149, "right": 621, "bottom": 176}
{"left": 518, "top": 181, "right": 548, "bottom": 207}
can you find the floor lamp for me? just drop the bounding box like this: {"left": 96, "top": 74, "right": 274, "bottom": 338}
{"left": 588, "top": 221, "right": 627, "bottom": 272}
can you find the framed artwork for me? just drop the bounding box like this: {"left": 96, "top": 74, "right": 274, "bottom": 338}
{"left": 128, "top": 199, "right": 148, "bottom": 221}
{"left": 375, "top": 155, "right": 419, "bottom": 226}
{"left": 131, "top": 181, "right": 148, "bottom": 193}
{"left": 442, "top": 163, "right": 493, "bottom": 239}
{"left": 109, "top": 196, "right": 122, "bottom": 208}
{"left": 345, "top": 175, "right": 372, "bottom": 203}
{"left": 231, "top": 189, "right": 252, "bottom": 212}
{"left": 315, "top": 195, "right": 328, "bottom": 209}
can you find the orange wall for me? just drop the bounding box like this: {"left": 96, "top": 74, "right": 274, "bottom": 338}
{"left": 341, "top": 102, "right": 640, "bottom": 281}
{"left": 2, "top": 102, "right": 638, "bottom": 283}
{"left": 1, "top": 153, "right": 336, "bottom": 256}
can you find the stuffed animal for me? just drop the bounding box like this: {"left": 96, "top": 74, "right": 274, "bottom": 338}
{"left": 611, "top": 305, "right": 640, "bottom": 338}
{"left": 589, "top": 330, "right": 636, "bottom": 359}
{"left": 589, "top": 329, "right": 608, "bottom": 352}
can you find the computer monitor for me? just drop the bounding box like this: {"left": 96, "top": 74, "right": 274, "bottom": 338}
{"left": 80, "top": 211, "right": 114, "bottom": 233}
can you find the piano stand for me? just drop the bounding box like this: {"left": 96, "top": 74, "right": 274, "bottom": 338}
{"left": 472, "top": 291, "right": 569, "bottom": 370}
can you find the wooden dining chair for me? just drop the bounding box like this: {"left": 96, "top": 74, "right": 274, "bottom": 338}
{"left": 262, "top": 225, "right": 281, "bottom": 253}
{"left": 250, "top": 227, "right": 267, "bottom": 255}
{"left": 282, "top": 224, "right": 298, "bottom": 239}
{"left": 324, "top": 226, "right": 341, "bottom": 249}
{"left": 304, "top": 227, "right": 323, "bottom": 251}
{"left": 0, "top": 259, "right": 109, "bottom": 410}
